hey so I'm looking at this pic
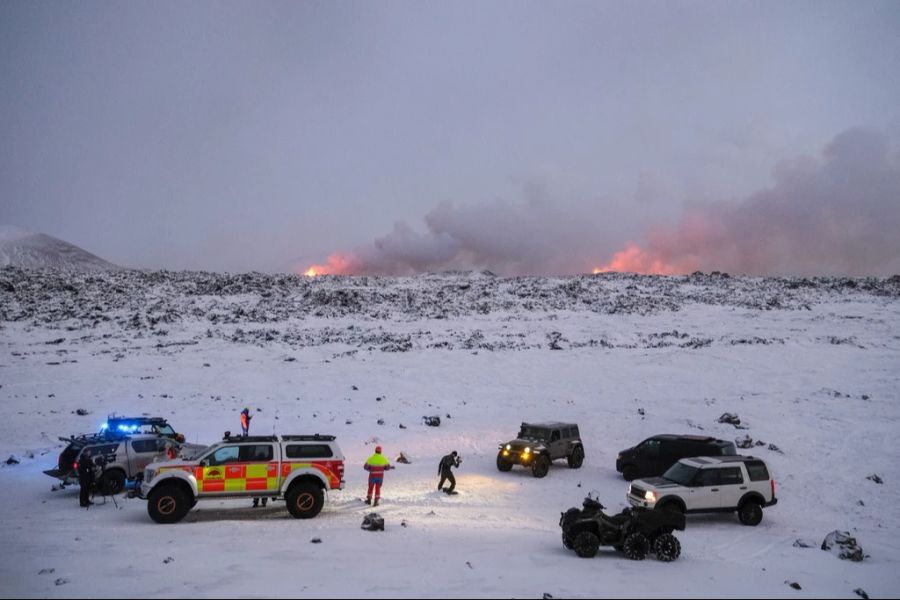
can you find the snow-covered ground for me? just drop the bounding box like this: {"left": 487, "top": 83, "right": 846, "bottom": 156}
{"left": 1, "top": 269, "right": 898, "bottom": 598}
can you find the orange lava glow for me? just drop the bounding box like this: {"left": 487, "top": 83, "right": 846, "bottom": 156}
{"left": 592, "top": 243, "right": 684, "bottom": 275}
{"left": 301, "top": 253, "right": 355, "bottom": 277}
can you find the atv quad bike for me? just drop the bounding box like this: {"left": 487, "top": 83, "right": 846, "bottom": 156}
{"left": 560, "top": 496, "right": 686, "bottom": 561}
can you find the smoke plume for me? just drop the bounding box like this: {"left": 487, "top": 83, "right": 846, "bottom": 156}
{"left": 306, "top": 128, "right": 900, "bottom": 277}
{"left": 306, "top": 197, "right": 613, "bottom": 276}
{"left": 596, "top": 128, "right": 900, "bottom": 276}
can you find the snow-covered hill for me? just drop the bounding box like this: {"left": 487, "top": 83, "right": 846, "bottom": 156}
{"left": 0, "top": 269, "right": 898, "bottom": 598}
{"left": 0, "top": 226, "right": 118, "bottom": 271}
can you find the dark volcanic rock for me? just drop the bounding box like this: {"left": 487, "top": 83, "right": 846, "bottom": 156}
{"left": 821, "top": 531, "right": 865, "bottom": 562}
{"left": 361, "top": 513, "right": 384, "bottom": 532}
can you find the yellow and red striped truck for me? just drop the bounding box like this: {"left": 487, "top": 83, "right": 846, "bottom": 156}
{"left": 139, "top": 434, "right": 345, "bottom": 523}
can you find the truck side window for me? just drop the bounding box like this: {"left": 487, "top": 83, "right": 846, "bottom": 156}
{"left": 745, "top": 461, "right": 770, "bottom": 481}
{"left": 286, "top": 444, "right": 334, "bottom": 459}
{"left": 240, "top": 445, "right": 273, "bottom": 462}
{"left": 695, "top": 469, "right": 720, "bottom": 487}
{"left": 720, "top": 467, "right": 744, "bottom": 485}
{"left": 208, "top": 446, "right": 240, "bottom": 466}
{"left": 551, "top": 430, "right": 561, "bottom": 442}
{"left": 131, "top": 439, "right": 163, "bottom": 453}
{"left": 639, "top": 440, "right": 661, "bottom": 459}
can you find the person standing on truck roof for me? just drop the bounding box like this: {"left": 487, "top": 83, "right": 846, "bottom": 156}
{"left": 240, "top": 407, "right": 252, "bottom": 437}
{"left": 364, "top": 446, "right": 394, "bottom": 507}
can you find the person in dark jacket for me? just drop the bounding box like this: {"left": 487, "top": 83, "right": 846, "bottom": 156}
{"left": 438, "top": 451, "right": 461, "bottom": 494}
{"left": 77, "top": 455, "right": 96, "bottom": 507}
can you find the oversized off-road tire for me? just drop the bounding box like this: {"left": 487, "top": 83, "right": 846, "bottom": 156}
{"left": 98, "top": 469, "right": 126, "bottom": 495}
{"left": 286, "top": 482, "right": 325, "bottom": 519}
{"left": 531, "top": 455, "right": 551, "bottom": 478}
{"left": 567, "top": 446, "right": 585, "bottom": 469}
{"left": 653, "top": 532, "right": 681, "bottom": 561}
{"left": 572, "top": 531, "right": 600, "bottom": 558}
{"left": 496, "top": 452, "right": 513, "bottom": 472}
{"left": 622, "top": 465, "right": 638, "bottom": 481}
{"left": 622, "top": 532, "right": 651, "bottom": 560}
{"left": 147, "top": 484, "right": 191, "bottom": 524}
{"left": 738, "top": 500, "right": 763, "bottom": 526}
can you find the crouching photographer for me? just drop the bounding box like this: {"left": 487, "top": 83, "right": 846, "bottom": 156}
{"left": 438, "top": 451, "right": 462, "bottom": 494}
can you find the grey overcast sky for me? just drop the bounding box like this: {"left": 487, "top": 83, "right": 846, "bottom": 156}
{"left": 2, "top": 1, "right": 900, "bottom": 275}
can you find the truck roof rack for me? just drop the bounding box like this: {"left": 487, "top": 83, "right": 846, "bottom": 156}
{"left": 280, "top": 435, "right": 336, "bottom": 442}
{"left": 107, "top": 416, "right": 170, "bottom": 426}
{"left": 221, "top": 435, "right": 279, "bottom": 443}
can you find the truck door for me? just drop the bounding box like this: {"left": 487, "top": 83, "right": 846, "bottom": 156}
{"left": 549, "top": 430, "right": 564, "bottom": 459}
{"left": 687, "top": 467, "right": 722, "bottom": 510}
{"left": 635, "top": 439, "right": 662, "bottom": 476}
{"left": 242, "top": 444, "right": 278, "bottom": 494}
{"left": 717, "top": 466, "right": 746, "bottom": 509}
{"left": 129, "top": 439, "right": 164, "bottom": 477}
{"left": 199, "top": 445, "right": 241, "bottom": 494}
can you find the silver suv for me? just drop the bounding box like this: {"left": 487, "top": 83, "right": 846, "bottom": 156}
{"left": 45, "top": 417, "right": 185, "bottom": 494}
{"left": 77, "top": 434, "right": 180, "bottom": 494}
{"left": 627, "top": 456, "right": 777, "bottom": 526}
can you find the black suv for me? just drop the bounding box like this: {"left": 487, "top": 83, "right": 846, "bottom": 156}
{"left": 616, "top": 434, "right": 736, "bottom": 481}
{"left": 497, "top": 422, "right": 584, "bottom": 478}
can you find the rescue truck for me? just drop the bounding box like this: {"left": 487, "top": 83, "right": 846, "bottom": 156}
{"left": 140, "top": 434, "right": 345, "bottom": 523}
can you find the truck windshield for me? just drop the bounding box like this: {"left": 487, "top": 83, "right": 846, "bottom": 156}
{"left": 663, "top": 462, "right": 700, "bottom": 486}
{"left": 518, "top": 426, "right": 549, "bottom": 441}
{"left": 183, "top": 445, "right": 211, "bottom": 460}
{"left": 154, "top": 424, "right": 176, "bottom": 436}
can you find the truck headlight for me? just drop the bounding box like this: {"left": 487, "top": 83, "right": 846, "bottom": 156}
{"left": 505, "top": 444, "right": 511, "bottom": 451}
{"left": 644, "top": 491, "right": 657, "bottom": 502}
{"left": 524, "top": 447, "right": 531, "bottom": 454}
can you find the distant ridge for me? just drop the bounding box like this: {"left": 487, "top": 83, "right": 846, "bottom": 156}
{"left": 0, "top": 226, "right": 119, "bottom": 271}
